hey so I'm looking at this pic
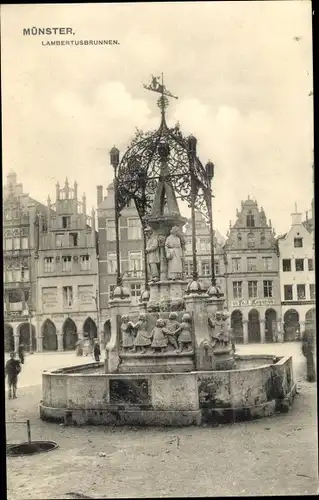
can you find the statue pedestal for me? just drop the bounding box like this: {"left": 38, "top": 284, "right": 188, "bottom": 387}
{"left": 206, "top": 295, "right": 225, "bottom": 317}
{"left": 148, "top": 280, "right": 188, "bottom": 312}
{"left": 105, "top": 297, "right": 131, "bottom": 373}
{"left": 118, "top": 351, "right": 195, "bottom": 373}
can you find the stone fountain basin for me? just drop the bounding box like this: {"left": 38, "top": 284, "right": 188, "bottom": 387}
{"left": 40, "top": 355, "right": 296, "bottom": 427}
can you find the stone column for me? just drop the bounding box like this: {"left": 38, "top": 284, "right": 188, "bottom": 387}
{"left": 277, "top": 319, "right": 284, "bottom": 343}
{"left": 184, "top": 293, "right": 210, "bottom": 346}
{"left": 14, "top": 334, "right": 20, "bottom": 353}
{"left": 57, "top": 332, "right": 64, "bottom": 352}
{"left": 260, "top": 319, "right": 266, "bottom": 344}
{"left": 37, "top": 336, "right": 43, "bottom": 352}
{"left": 243, "top": 320, "right": 249, "bottom": 344}
{"left": 106, "top": 296, "right": 131, "bottom": 373}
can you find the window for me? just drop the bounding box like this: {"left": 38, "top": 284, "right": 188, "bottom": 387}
{"left": 297, "top": 284, "right": 306, "bottom": 300}
{"left": 247, "top": 233, "right": 256, "bottom": 248}
{"left": 5, "top": 238, "right": 12, "bottom": 250}
{"left": 44, "top": 257, "right": 54, "bottom": 273}
{"left": 233, "top": 281, "right": 243, "bottom": 299}
{"left": 128, "top": 218, "right": 142, "bottom": 240}
{"left": 263, "top": 257, "right": 272, "bottom": 270}
{"left": 13, "top": 268, "right": 21, "bottom": 282}
{"left": 247, "top": 257, "right": 257, "bottom": 271}
{"left": 62, "top": 216, "right": 71, "bottom": 229}
{"left": 248, "top": 281, "right": 258, "bottom": 299}
{"left": 310, "top": 284, "right": 316, "bottom": 300}
{"left": 109, "top": 284, "right": 116, "bottom": 298}
{"left": 55, "top": 233, "right": 64, "bottom": 247}
{"left": 246, "top": 213, "right": 255, "bottom": 227}
{"left": 198, "top": 238, "right": 210, "bottom": 252}
{"left": 21, "top": 237, "right": 28, "bottom": 249}
{"left": 282, "top": 259, "right": 291, "bottom": 272}
{"left": 130, "top": 283, "right": 142, "bottom": 304}
{"left": 6, "top": 270, "right": 13, "bottom": 282}
{"left": 237, "top": 233, "right": 242, "bottom": 244}
{"left": 62, "top": 256, "right": 72, "bottom": 272}
{"left": 80, "top": 255, "right": 91, "bottom": 270}
{"left": 284, "top": 285, "right": 293, "bottom": 301}
{"left": 232, "top": 258, "right": 241, "bottom": 272}
{"left": 214, "top": 261, "right": 220, "bottom": 275}
{"left": 129, "top": 251, "right": 142, "bottom": 275}
{"left": 106, "top": 219, "right": 116, "bottom": 241}
{"left": 107, "top": 253, "right": 117, "bottom": 274}
{"left": 295, "top": 259, "right": 304, "bottom": 272}
{"left": 70, "top": 233, "right": 78, "bottom": 246}
{"left": 201, "top": 261, "right": 210, "bottom": 276}
{"left": 308, "top": 259, "right": 314, "bottom": 271}
{"left": 13, "top": 237, "right": 20, "bottom": 250}
{"left": 63, "top": 286, "right": 73, "bottom": 307}
{"left": 260, "top": 232, "right": 266, "bottom": 244}
{"left": 294, "top": 237, "right": 303, "bottom": 248}
{"left": 185, "top": 238, "right": 192, "bottom": 252}
{"left": 263, "top": 280, "right": 273, "bottom": 298}
{"left": 186, "top": 261, "right": 193, "bottom": 276}
{"left": 23, "top": 268, "right": 30, "bottom": 281}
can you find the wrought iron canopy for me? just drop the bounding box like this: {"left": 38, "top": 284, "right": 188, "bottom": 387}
{"left": 115, "top": 75, "right": 213, "bottom": 222}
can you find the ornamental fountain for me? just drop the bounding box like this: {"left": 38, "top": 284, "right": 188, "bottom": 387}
{"left": 40, "top": 75, "right": 296, "bottom": 426}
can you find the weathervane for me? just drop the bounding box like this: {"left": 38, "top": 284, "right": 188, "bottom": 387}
{"left": 143, "top": 73, "right": 178, "bottom": 118}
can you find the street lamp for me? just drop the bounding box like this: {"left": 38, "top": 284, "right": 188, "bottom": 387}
{"left": 187, "top": 134, "right": 199, "bottom": 282}
{"left": 205, "top": 161, "right": 216, "bottom": 287}
{"left": 110, "top": 146, "right": 122, "bottom": 287}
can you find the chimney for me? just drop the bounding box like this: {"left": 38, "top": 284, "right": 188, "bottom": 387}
{"left": 97, "top": 185, "right": 103, "bottom": 206}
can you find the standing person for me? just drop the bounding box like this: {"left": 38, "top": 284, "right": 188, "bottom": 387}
{"left": 5, "top": 352, "right": 21, "bottom": 399}
{"left": 302, "top": 329, "right": 316, "bottom": 382}
{"left": 93, "top": 339, "right": 101, "bottom": 362}
{"left": 18, "top": 343, "right": 25, "bottom": 364}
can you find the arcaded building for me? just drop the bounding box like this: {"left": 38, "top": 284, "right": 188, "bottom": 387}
{"left": 224, "top": 198, "right": 281, "bottom": 344}
{"left": 3, "top": 170, "right": 52, "bottom": 352}
{"left": 34, "top": 179, "right": 99, "bottom": 351}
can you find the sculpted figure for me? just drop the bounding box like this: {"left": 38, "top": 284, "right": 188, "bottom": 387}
{"left": 162, "top": 312, "right": 180, "bottom": 350}
{"left": 132, "top": 313, "right": 152, "bottom": 354}
{"left": 120, "top": 315, "right": 135, "bottom": 352}
{"left": 165, "top": 226, "right": 183, "bottom": 280}
{"left": 177, "top": 313, "right": 193, "bottom": 352}
{"left": 208, "top": 311, "right": 223, "bottom": 347}
{"left": 145, "top": 226, "right": 160, "bottom": 282}
{"left": 150, "top": 318, "right": 168, "bottom": 353}
{"left": 221, "top": 311, "right": 230, "bottom": 347}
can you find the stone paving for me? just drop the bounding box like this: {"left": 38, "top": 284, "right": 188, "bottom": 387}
{"left": 5, "top": 342, "right": 318, "bottom": 499}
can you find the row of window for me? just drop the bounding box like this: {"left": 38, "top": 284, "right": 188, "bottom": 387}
{"left": 4, "top": 268, "right": 30, "bottom": 283}
{"left": 231, "top": 257, "right": 273, "bottom": 272}
{"left": 44, "top": 255, "right": 91, "bottom": 272}
{"left": 109, "top": 283, "right": 141, "bottom": 304}
{"left": 284, "top": 284, "right": 316, "bottom": 301}
{"left": 282, "top": 258, "right": 314, "bottom": 272}
{"left": 106, "top": 219, "right": 142, "bottom": 241}
{"left": 233, "top": 280, "right": 273, "bottom": 299}
{"left": 4, "top": 237, "right": 29, "bottom": 250}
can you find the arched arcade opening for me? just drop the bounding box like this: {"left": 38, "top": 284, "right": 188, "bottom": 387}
{"left": 63, "top": 318, "right": 77, "bottom": 351}
{"left": 248, "top": 309, "right": 260, "bottom": 343}
{"left": 230, "top": 310, "right": 243, "bottom": 344}
{"left": 42, "top": 319, "right": 58, "bottom": 351}
{"left": 305, "top": 308, "right": 316, "bottom": 332}
{"left": 83, "top": 317, "right": 97, "bottom": 342}
{"left": 265, "top": 309, "right": 277, "bottom": 343}
{"left": 4, "top": 324, "right": 14, "bottom": 352}
{"left": 283, "top": 309, "right": 300, "bottom": 341}
{"left": 18, "top": 323, "right": 37, "bottom": 352}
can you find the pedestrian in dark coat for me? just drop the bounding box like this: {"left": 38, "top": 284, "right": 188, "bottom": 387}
{"left": 5, "top": 352, "right": 21, "bottom": 399}
{"left": 93, "top": 339, "right": 101, "bottom": 362}
{"left": 18, "top": 344, "right": 25, "bottom": 364}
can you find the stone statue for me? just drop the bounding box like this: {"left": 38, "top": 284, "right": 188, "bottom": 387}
{"left": 120, "top": 315, "right": 136, "bottom": 352}
{"left": 132, "top": 313, "right": 152, "bottom": 354}
{"left": 150, "top": 318, "right": 168, "bottom": 353}
{"left": 177, "top": 313, "right": 193, "bottom": 352}
{"left": 221, "top": 311, "right": 230, "bottom": 347}
{"left": 162, "top": 312, "right": 180, "bottom": 350}
{"left": 165, "top": 226, "right": 183, "bottom": 280}
{"left": 208, "top": 311, "right": 223, "bottom": 347}
{"left": 145, "top": 226, "right": 160, "bottom": 282}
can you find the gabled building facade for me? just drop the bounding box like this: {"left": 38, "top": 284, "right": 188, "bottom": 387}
{"left": 34, "top": 179, "right": 99, "bottom": 351}
{"left": 3, "top": 170, "right": 51, "bottom": 352}
{"left": 97, "top": 183, "right": 144, "bottom": 344}
{"left": 224, "top": 197, "right": 281, "bottom": 344}
{"left": 278, "top": 207, "right": 315, "bottom": 341}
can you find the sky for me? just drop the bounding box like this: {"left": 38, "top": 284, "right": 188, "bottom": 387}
{"left": 1, "top": 1, "right": 314, "bottom": 237}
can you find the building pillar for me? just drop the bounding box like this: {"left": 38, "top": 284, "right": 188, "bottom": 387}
{"left": 57, "top": 332, "right": 64, "bottom": 352}
{"left": 14, "top": 334, "right": 20, "bottom": 353}
{"left": 260, "top": 319, "right": 266, "bottom": 344}
{"left": 37, "top": 335, "right": 43, "bottom": 352}
{"left": 243, "top": 319, "right": 249, "bottom": 344}
{"left": 277, "top": 319, "right": 284, "bottom": 343}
